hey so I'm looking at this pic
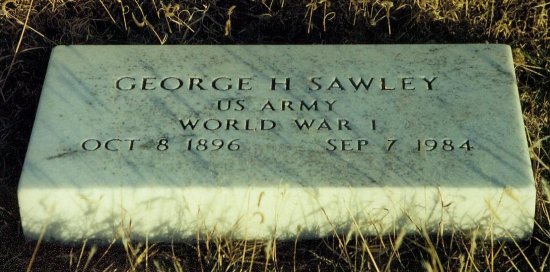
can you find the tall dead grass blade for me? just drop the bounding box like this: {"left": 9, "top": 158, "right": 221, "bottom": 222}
{"left": 1, "top": 0, "right": 34, "bottom": 102}
{"left": 75, "top": 239, "right": 88, "bottom": 272}
{"left": 26, "top": 213, "right": 45, "bottom": 272}
{"left": 384, "top": 229, "right": 405, "bottom": 272}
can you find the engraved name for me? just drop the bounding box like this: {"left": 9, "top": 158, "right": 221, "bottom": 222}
{"left": 115, "top": 76, "right": 438, "bottom": 91}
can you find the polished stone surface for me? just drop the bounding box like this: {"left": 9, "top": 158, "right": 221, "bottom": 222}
{"left": 19, "top": 45, "right": 536, "bottom": 241}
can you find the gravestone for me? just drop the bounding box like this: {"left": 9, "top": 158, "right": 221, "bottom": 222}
{"left": 18, "top": 45, "right": 536, "bottom": 241}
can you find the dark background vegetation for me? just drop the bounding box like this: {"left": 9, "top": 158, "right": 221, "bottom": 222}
{"left": 1, "top": 0, "right": 549, "bottom": 271}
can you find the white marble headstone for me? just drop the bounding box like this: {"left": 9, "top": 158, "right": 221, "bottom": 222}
{"left": 19, "top": 45, "right": 536, "bottom": 241}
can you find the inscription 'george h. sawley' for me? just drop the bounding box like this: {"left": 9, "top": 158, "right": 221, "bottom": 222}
{"left": 18, "top": 45, "right": 536, "bottom": 242}
{"left": 114, "top": 76, "right": 438, "bottom": 92}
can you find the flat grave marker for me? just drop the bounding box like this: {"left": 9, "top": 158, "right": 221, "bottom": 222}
{"left": 19, "top": 45, "right": 536, "bottom": 241}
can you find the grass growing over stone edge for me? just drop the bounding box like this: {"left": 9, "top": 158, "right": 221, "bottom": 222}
{"left": 0, "top": 0, "right": 549, "bottom": 271}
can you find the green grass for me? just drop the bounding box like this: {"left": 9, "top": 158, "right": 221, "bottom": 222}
{"left": 1, "top": 0, "right": 549, "bottom": 271}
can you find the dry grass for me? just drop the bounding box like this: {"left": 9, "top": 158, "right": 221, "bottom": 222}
{"left": 1, "top": 0, "right": 549, "bottom": 271}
